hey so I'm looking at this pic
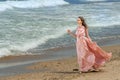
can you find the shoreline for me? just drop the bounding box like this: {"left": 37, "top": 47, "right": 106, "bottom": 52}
{"left": 0, "top": 35, "right": 120, "bottom": 60}
{"left": 0, "top": 37, "right": 120, "bottom": 62}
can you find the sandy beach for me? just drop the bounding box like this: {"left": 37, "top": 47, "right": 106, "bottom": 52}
{"left": 0, "top": 44, "right": 119, "bottom": 80}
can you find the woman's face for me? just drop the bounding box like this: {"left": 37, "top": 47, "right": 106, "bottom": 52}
{"left": 77, "top": 18, "right": 82, "bottom": 24}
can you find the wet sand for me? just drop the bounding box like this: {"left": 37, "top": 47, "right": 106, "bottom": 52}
{"left": 0, "top": 44, "right": 120, "bottom": 80}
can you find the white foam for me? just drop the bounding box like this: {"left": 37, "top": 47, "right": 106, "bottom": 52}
{"left": 0, "top": 2, "right": 13, "bottom": 12}
{"left": 0, "top": 0, "right": 69, "bottom": 12}
{"left": 8, "top": 0, "right": 69, "bottom": 8}
{"left": 0, "top": 48, "right": 11, "bottom": 57}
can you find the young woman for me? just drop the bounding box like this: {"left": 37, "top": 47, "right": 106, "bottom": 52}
{"left": 67, "top": 16, "right": 112, "bottom": 73}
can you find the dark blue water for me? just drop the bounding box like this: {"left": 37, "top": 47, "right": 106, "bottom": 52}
{"left": 64, "top": 0, "right": 120, "bottom": 4}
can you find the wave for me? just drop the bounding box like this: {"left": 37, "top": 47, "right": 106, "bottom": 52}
{"left": 0, "top": 0, "right": 69, "bottom": 12}
{"left": 0, "top": 2, "right": 13, "bottom": 11}
{"left": 7, "top": 0, "right": 69, "bottom": 8}
{"left": 0, "top": 26, "right": 71, "bottom": 57}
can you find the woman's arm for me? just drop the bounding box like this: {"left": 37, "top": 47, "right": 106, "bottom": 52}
{"left": 67, "top": 29, "right": 76, "bottom": 38}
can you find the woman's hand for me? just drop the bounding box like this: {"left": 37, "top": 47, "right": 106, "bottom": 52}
{"left": 67, "top": 29, "right": 76, "bottom": 38}
{"left": 67, "top": 29, "right": 71, "bottom": 34}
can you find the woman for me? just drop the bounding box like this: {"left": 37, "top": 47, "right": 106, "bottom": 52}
{"left": 67, "top": 16, "right": 112, "bottom": 73}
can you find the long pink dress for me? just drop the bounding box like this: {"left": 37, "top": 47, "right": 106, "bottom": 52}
{"left": 76, "top": 26, "right": 112, "bottom": 72}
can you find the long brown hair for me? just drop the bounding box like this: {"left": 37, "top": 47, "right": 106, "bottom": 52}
{"left": 78, "top": 16, "right": 88, "bottom": 29}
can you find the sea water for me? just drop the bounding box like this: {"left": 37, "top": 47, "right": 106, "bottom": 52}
{"left": 0, "top": 0, "right": 120, "bottom": 57}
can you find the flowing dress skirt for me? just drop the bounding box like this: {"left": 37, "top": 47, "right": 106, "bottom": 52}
{"left": 76, "top": 36, "right": 112, "bottom": 72}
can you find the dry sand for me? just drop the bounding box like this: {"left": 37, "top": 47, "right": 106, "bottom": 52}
{"left": 0, "top": 44, "right": 120, "bottom": 80}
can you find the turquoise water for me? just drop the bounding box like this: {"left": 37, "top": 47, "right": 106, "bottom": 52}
{"left": 0, "top": 0, "right": 120, "bottom": 57}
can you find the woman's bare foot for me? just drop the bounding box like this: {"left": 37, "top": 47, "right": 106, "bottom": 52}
{"left": 94, "top": 69, "right": 100, "bottom": 72}
{"left": 92, "top": 66, "right": 101, "bottom": 72}
{"left": 81, "top": 70, "right": 90, "bottom": 73}
{"left": 90, "top": 68, "right": 100, "bottom": 72}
